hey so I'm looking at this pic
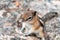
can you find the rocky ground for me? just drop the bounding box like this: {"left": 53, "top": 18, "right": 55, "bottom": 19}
{"left": 0, "top": 0, "right": 60, "bottom": 40}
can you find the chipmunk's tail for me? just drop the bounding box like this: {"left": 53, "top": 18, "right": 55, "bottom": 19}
{"left": 40, "top": 12, "right": 58, "bottom": 24}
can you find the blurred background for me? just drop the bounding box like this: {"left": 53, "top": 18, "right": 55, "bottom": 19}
{"left": 0, "top": 0, "right": 60, "bottom": 40}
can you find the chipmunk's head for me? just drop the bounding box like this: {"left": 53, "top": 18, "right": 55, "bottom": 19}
{"left": 20, "top": 10, "right": 37, "bottom": 22}
{"left": 18, "top": 10, "right": 43, "bottom": 35}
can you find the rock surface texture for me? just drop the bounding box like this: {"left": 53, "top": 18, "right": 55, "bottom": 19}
{"left": 0, "top": 0, "right": 60, "bottom": 40}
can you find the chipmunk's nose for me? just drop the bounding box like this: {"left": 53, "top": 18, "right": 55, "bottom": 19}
{"left": 21, "top": 22, "right": 26, "bottom": 33}
{"left": 21, "top": 22, "right": 30, "bottom": 35}
{"left": 21, "top": 28, "right": 26, "bottom": 33}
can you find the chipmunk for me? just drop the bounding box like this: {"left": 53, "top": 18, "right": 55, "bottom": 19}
{"left": 17, "top": 9, "right": 58, "bottom": 40}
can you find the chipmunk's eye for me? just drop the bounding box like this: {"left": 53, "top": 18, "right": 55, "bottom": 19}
{"left": 26, "top": 17, "right": 32, "bottom": 21}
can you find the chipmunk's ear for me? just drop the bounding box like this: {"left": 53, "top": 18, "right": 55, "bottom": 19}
{"left": 33, "top": 11, "right": 37, "bottom": 16}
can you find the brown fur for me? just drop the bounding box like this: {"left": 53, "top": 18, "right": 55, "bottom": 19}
{"left": 17, "top": 10, "right": 45, "bottom": 40}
